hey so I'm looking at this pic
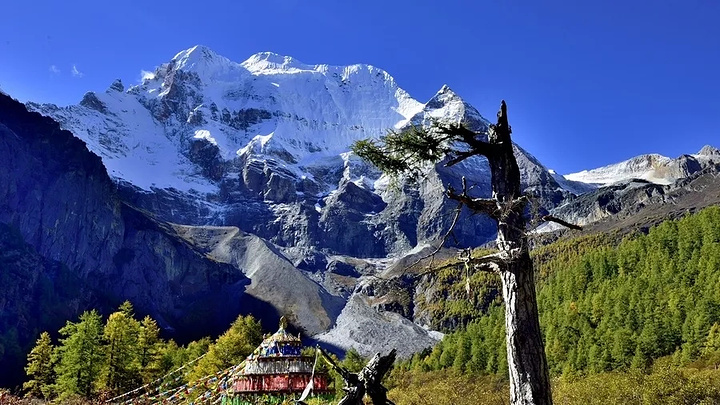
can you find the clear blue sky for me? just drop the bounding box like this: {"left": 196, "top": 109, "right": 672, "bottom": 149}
{"left": 1, "top": 0, "right": 718, "bottom": 174}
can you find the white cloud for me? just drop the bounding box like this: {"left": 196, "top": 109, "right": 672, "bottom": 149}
{"left": 49, "top": 65, "right": 60, "bottom": 74}
{"left": 141, "top": 70, "right": 156, "bottom": 81}
{"left": 71, "top": 64, "right": 84, "bottom": 78}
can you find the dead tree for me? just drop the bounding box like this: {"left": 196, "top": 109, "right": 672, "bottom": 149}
{"left": 318, "top": 348, "right": 365, "bottom": 405}
{"left": 319, "top": 348, "right": 396, "bottom": 405}
{"left": 360, "top": 350, "right": 396, "bottom": 405}
{"left": 353, "top": 101, "right": 576, "bottom": 405}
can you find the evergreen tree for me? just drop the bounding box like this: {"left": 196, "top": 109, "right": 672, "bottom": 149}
{"left": 102, "top": 301, "right": 141, "bottom": 395}
{"left": 23, "top": 331, "right": 55, "bottom": 399}
{"left": 342, "top": 347, "right": 366, "bottom": 372}
{"left": 189, "top": 315, "right": 262, "bottom": 380}
{"left": 412, "top": 206, "right": 720, "bottom": 379}
{"left": 154, "top": 339, "right": 182, "bottom": 385}
{"left": 137, "top": 315, "right": 162, "bottom": 383}
{"left": 54, "top": 310, "right": 104, "bottom": 399}
{"left": 702, "top": 323, "right": 720, "bottom": 369}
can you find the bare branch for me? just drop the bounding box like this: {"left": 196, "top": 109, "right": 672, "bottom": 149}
{"left": 467, "top": 251, "right": 505, "bottom": 267}
{"left": 541, "top": 215, "right": 583, "bottom": 231}
{"left": 474, "top": 262, "right": 502, "bottom": 274}
{"left": 409, "top": 249, "right": 505, "bottom": 279}
{"left": 462, "top": 249, "right": 508, "bottom": 275}
{"left": 447, "top": 188, "right": 499, "bottom": 218}
{"left": 412, "top": 260, "right": 457, "bottom": 276}
{"left": 510, "top": 195, "right": 529, "bottom": 210}
{"left": 445, "top": 150, "right": 477, "bottom": 167}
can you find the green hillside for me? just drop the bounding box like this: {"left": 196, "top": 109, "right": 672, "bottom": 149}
{"left": 403, "top": 206, "right": 720, "bottom": 376}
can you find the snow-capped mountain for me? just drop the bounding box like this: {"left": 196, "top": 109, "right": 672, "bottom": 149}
{"left": 16, "top": 45, "right": 720, "bottom": 360}
{"left": 539, "top": 146, "right": 720, "bottom": 231}
{"left": 23, "top": 45, "right": 579, "bottom": 356}
{"left": 28, "top": 45, "right": 568, "bottom": 256}
{"left": 31, "top": 46, "right": 422, "bottom": 193}
{"left": 562, "top": 146, "right": 720, "bottom": 187}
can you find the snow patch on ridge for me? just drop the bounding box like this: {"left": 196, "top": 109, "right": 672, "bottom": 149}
{"left": 194, "top": 129, "right": 217, "bottom": 146}
{"left": 564, "top": 154, "right": 676, "bottom": 186}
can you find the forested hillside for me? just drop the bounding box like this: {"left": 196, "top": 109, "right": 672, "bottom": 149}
{"left": 20, "top": 302, "right": 263, "bottom": 402}
{"left": 404, "top": 206, "right": 720, "bottom": 376}
{"left": 12, "top": 206, "right": 720, "bottom": 404}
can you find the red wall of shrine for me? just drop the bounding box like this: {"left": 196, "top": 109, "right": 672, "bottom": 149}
{"left": 233, "top": 374, "right": 330, "bottom": 393}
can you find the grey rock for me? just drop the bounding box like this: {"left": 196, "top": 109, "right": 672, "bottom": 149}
{"left": 698, "top": 145, "right": 720, "bottom": 156}
{"left": 327, "top": 260, "right": 362, "bottom": 278}
{"left": 188, "top": 138, "right": 226, "bottom": 181}
{"left": 264, "top": 170, "right": 297, "bottom": 203}
{"left": 314, "top": 294, "right": 442, "bottom": 359}
{"left": 79, "top": 92, "right": 108, "bottom": 114}
{"left": 108, "top": 79, "right": 124, "bottom": 92}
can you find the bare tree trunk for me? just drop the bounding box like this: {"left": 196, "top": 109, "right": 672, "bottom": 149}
{"left": 360, "top": 350, "right": 397, "bottom": 405}
{"left": 500, "top": 252, "right": 552, "bottom": 404}
{"left": 354, "top": 98, "right": 559, "bottom": 405}
{"left": 319, "top": 348, "right": 396, "bottom": 405}
{"left": 449, "top": 102, "right": 553, "bottom": 404}
{"left": 490, "top": 102, "right": 552, "bottom": 405}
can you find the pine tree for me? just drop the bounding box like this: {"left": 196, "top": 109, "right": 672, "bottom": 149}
{"left": 189, "top": 315, "right": 262, "bottom": 380}
{"left": 342, "top": 348, "right": 366, "bottom": 373}
{"left": 54, "top": 310, "right": 104, "bottom": 399}
{"left": 137, "top": 315, "right": 162, "bottom": 383}
{"left": 23, "top": 331, "right": 55, "bottom": 399}
{"left": 702, "top": 323, "right": 720, "bottom": 369}
{"left": 102, "top": 301, "right": 142, "bottom": 395}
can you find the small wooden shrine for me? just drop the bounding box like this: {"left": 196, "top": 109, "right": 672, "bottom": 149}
{"left": 230, "top": 317, "right": 331, "bottom": 400}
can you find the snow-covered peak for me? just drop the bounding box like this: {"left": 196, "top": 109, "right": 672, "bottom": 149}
{"left": 28, "top": 46, "right": 427, "bottom": 192}
{"left": 426, "top": 85, "right": 465, "bottom": 118}
{"left": 173, "top": 45, "right": 225, "bottom": 67}
{"left": 697, "top": 145, "right": 720, "bottom": 156}
{"left": 241, "top": 51, "right": 315, "bottom": 74}
{"left": 169, "top": 45, "right": 239, "bottom": 79}
{"left": 407, "top": 85, "right": 489, "bottom": 130}
{"left": 559, "top": 144, "right": 720, "bottom": 191}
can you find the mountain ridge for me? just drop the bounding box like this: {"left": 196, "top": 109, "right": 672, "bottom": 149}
{"left": 17, "top": 45, "right": 720, "bottom": 364}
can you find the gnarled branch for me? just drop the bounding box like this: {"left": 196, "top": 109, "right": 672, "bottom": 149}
{"left": 467, "top": 251, "right": 505, "bottom": 267}
{"left": 447, "top": 190, "right": 499, "bottom": 218}
{"left": 406, "top": 202, "right": 464, "bottom": 271}
{"left": 446, "top": 176, "right": 500, "bottom": 219}
{"left": 541, "top": 215, "right": 583, "bottom": 231}
{"left": 445, "top": 149, "right": 477, "bottom": 167}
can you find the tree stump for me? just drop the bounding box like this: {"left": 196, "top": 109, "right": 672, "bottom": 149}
{"left": 319, "top": 348, "right": 396, "bottom": 405}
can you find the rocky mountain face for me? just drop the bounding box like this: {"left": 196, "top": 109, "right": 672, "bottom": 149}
{"left": 9, "top": 44, "right": 719, "bottom": 372}
{"left": 20, "top": 46, "right": 574, "bottom": 359}
{"left": 543, "top": 146, "right": 720, "bottom": 230}
{"left": 564, "top": 147, "right": 720, "bottom": 187}
{"left": 27, "top": 46, "right": 569, "bottom": 260}
{"left": 0, "top": 94, "right": 254, "bottom": 386}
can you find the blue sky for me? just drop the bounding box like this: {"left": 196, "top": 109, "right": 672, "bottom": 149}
{"left": 1, "top": 0, "right": 718, "bottom": 174}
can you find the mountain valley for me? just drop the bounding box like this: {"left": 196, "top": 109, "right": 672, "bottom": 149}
{"left": 2, "top": 45, "right": 719, "bottom": 389}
